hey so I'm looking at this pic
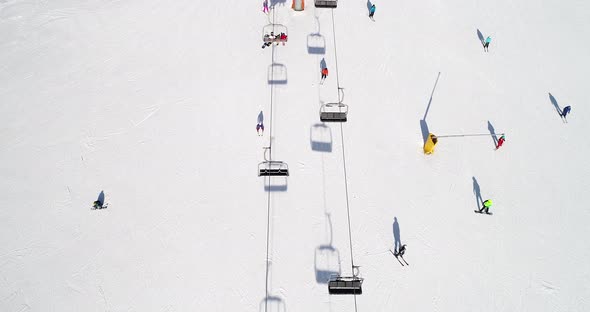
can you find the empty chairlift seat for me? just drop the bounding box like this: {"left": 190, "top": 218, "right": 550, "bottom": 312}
{"left": 258, "top": 161, "right": 289, "bottom": 177}
{"left": 320, "top": 103, "right": 348, "bottom": 122}
{"left": 315, "top": 0, "right": 338, "bottom": 8}
{"left": 328, "top": 276, "right": 363, "bottom": 295}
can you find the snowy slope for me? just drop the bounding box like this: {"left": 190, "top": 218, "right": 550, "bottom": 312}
{"left": 1, "top": 0, "right": 589, "bottom": 311}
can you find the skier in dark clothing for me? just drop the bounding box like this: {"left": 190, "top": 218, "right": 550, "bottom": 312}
{"left": 93, "top": 200, "right": 105, "bottom": 209}
{"left": 561, "top": 105, "right": 571, "bottom": 118}
{"left": 395, "top": 244, "right": 406, "bottom": 257}
{"left": 256, "top": 123, "right": 265, "bottom": 136}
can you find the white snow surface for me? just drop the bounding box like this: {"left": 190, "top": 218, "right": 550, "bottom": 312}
{"left": 1, "top": 0, "right": 590, "bottom": 311}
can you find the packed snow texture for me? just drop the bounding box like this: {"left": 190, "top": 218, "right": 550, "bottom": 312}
{"left": 1, "top": 0, "right": 589, "bottom": 311}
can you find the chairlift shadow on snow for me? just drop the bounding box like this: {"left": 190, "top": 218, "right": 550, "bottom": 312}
{"left": 270, "top": 0, "right": 287, "bottom": 7}
{"left": 487, "top": 120, "right": 498, "bottom": 146}
{"left": 264, "top": 176, "right": 288, "bottom": 192}
{"left": 314, "top": 213, "right": 341, "bottom": 283}
{"left": 268, "top": 63, "right": 288, "bottom": 85}
{"left": 310, "top": 123, "right": 333, "bottom": 152}
{"left": 477, "top": 29, "right": 485, "bottom": 46}
{"left": 307, "top": 17, "right": 326, "bottom": 55}
{"left": 472, "top": 177, "right": 483, "bottom": 210}
{"left": 314, "top": 245, "right": 342, "bottom": 283}
{"left": 549, "top": 92, "right": 562, "bottom": 116}
{"left": 259, "top": 295, "right": 287, "bottom": 312}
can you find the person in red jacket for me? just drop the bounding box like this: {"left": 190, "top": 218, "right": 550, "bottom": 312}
{"left": 496, "top": 134, "right": 505, "bottom": 150}
{"left": 320, "top": 67, "right": 329, "bottom": 84}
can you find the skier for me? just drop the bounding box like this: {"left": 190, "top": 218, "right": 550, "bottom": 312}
{"left": 320, "top": 67, "right": 329, "bottom": 84}
{"left": 262, "top": 0, "right": 269, "bottom": 14}
{"left": 394, "top": 244, "right": 406, "bottom": 257}
{"left": 256, "top": 122, "right": 265, "bottom": 136}
{"left": 369, "top": 4, "right": 376, "bottom": 20}
{"left": 479, "top": 199, "right": 492, "bottom": 214}
{"left": 483, "top": 36, "right": 492, "bottom": 52}
{"left": 561, "top": 105, "right": 571, "bottom": 118}
{"left": 496, "top": 134, "right": 505, "bottom": 150}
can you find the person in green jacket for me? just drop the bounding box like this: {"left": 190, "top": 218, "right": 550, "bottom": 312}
{"left": 484, "top": 36, "right": 492, "bottom": 52}
{"left": 479, "top": 199, "right": 492, "bottom": 214}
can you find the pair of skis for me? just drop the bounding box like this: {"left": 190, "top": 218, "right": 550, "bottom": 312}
{"left": 389, "top": 249, "right": 409, "bottom": 266}
{"left": 474, "top": 210, "right": 493, "bottom": 215}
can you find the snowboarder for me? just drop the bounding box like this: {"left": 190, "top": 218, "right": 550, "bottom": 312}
{"left": 483, "top": 36, "right": 492, "bottom": 52}
{"left": 496, "top": 134, "right": 505, "bottom": 150}
{"left": 262, "top": 0, "right": 269, "bottom": 14}
{"left": 479, "top": 199, "right": 492, "bottom": 214}
{"left": 320, "top": 67, "right": 329, "bottom": 84}
{"left": 92, "top": 200, "right": 106, "bottom": 210}
{"left": 256, "top": 122, "right": 265, "bottom": 136}
{"left": 369, "top": 4, "right": 376, "bottom": 20}
{"left": 561, "top": 105, "right": 571, "bottom": 118}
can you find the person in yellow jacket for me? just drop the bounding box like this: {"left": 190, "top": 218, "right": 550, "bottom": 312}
{"left": 478, "top": 199, "right": 492, "bottom": 214}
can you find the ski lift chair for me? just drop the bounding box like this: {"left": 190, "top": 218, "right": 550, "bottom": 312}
{"left": 315, "top": 0, "right": 337, "bottom": 8}
{"left": 307, "top": 33, "right": 326, "bottom": 54}
{"left": 262, "top": 24, "right": 289, "bottom": 44}
{"left": 320, "top": 102, "right": 348, "bottom": 122}
{"left": 258, "top": 161, "right": 289, "bottom": 177}
{"left": 328, "top": 275, "right": 363, "bottom": 295}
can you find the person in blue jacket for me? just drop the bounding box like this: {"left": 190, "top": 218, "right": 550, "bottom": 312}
{"left": 561, "top": 105, "right": 571, "bottom": 118}
{"left": 484, "top": 36, "right": 492, "bottom": 52}
{"left": 369, "top": 4, "right": 376, "bottom": 20}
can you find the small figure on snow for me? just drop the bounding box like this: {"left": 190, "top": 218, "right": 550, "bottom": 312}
{"left": 262, "top": 0, "right": 269, "bottom": 14}
{"left": 561, "top": 105, "right": 571, "bottom": 118}
{"left": 320, "top": 67, "right": 329, "bottom": 84}
{"left": 484, "top": 36, "right": 492, "bottom": 52}
{"left": 479, "top": 199, "right": 492, "bottom": 214}
{"left": 394, "top": 244, "right": 406, "bottom": 257}
{"left": 92, "top": 200, "right": 106, "bottom": 210}
{"left": 369, "top": 4, "right": 376, "bottom": 20}
{"left": 496, "top": 134, "right": 505, "bottom": 150}
{"left": 392, "top": 244, "right": 409, "bottom": 266}
{"left": 256, "top": 122, "right": 265, "bottom": 136}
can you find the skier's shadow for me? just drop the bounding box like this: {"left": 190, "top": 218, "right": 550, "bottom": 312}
{"left": 487, "top": 120, "right": 498, "bottom": 146}
{"left": 258, "top": 111, "right": 264, "bottom": 124}
{"left": 393, "top": 217, "right": 401, "bottom": 253}
{"left": 477, "top": 29, "right": 485, "bottom": 46}
{"left": 549, "top": 93, "right": 562, "bottom": 116}
{"left": 320, "top": 58, "right": 327, "bottom": 70}
{"left": 472, "top": 177, "right": 483, "bottom": 210}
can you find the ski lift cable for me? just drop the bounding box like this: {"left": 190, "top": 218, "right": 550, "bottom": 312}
{"left": 263, "top": 9, "right": 278, "bottom": 312}
{"left": 331, "top": 9, "right": 360, "bottom": 311}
